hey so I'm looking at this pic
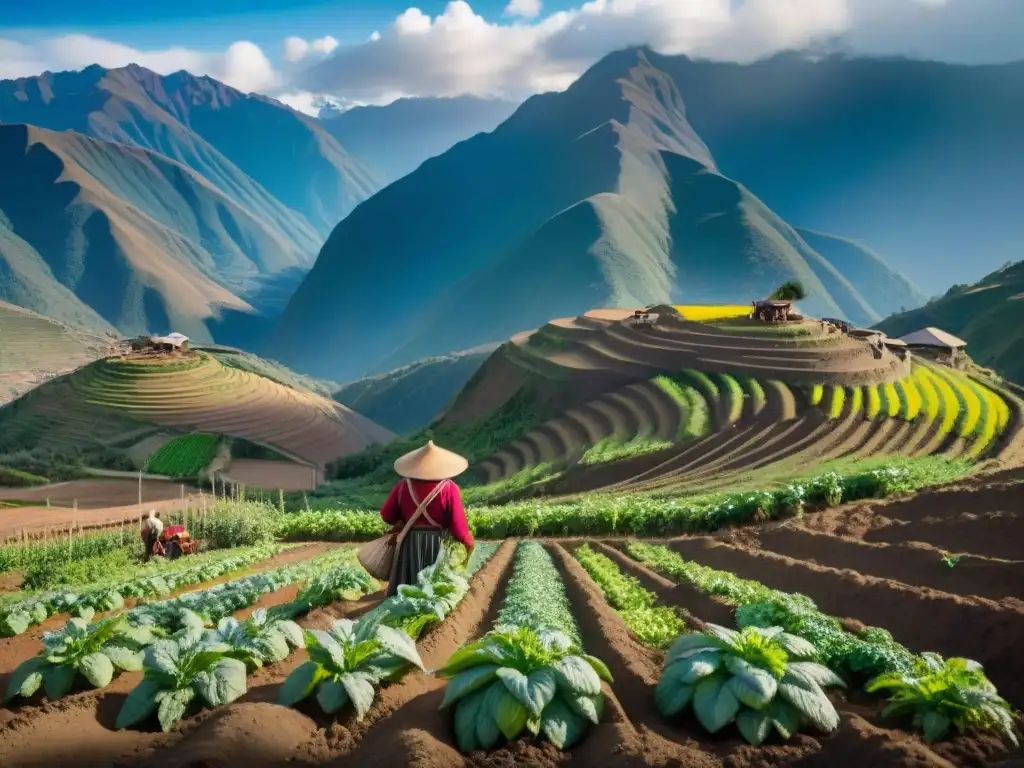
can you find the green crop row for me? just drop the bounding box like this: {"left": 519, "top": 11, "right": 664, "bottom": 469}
{"left": 0, "top": 529, "right": 133, "bottom": 575}
{"left": 0, "top": 544, "right": 286, "bottom": 637}
{"left": 625, "top": 542, "right": 915, "bottom": 677}
{"left": 145, "top": 434, "right": 220, "bottom": 476}
{"left": 715, "top": 373, "right": 745, "bottom": 423}
{"left": 652, "top": 375, "right": 710, "bottom": 441}
{"left": 572, "top": 544, "right": 686, "bottom": 647}
{"left": 278, "top": 457, "right": 970, "bottom": 542}
{"left": 497, "top": 541, "right": 582, "bottom": 647}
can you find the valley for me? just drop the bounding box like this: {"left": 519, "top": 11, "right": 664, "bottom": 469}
{"left": 1, "top": 30, "right": 1023, "bottom": 768}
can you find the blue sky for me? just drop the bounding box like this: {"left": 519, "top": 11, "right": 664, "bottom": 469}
{"left": 1, "top": 0, "right": 577, "bottom": 57}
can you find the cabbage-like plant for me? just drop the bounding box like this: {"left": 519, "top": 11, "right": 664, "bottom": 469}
{"left": 655, "top": 624, "right": 845, "bottom": 745}
{"left": 5, "top": 614, "right": 153, "bottom": 702}
{"left": 289, "top": 567, "right": 376, "bottom": 614}
{"left": 438, "top": 626, "right": 613, "bottom": 752}
{"left": 115, "top": 634, "right": 247, "bottom": 731}
{"left": 277, "top": 618, "right": 424, "bottom": 719}
{"left": 374, "top": 558, "right": 470, "bottom": 638}
{"left": 866, "top": 653, "right": 1020, "bottom": 745}
{"left": 203, "top": 608, "right": 304, "bottom": 669}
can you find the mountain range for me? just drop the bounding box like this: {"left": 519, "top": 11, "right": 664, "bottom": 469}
{"left": 0, "top": 65, "right": 382, "bottom": 341}
{"left": 3, "top": 49, "right": 1022, "bottom": 380}
{"left": 267, "top": 50, "right": 933, "bottom": 380}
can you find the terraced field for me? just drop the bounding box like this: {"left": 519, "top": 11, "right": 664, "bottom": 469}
{"left": 0, "top": 302, "right": 113, "bottom": 406}
{"left": 2, "top": 467, "right": 1020, "bottom": 767}
{"left": 0, "top": 353, "right": 395, "bottom": 469}
{"left": 470, "top": 310, "right": 1021, "bottom": 496}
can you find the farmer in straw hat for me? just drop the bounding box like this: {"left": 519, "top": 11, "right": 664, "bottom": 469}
{"left": 379, "top": 440, "right": 475, "bottom": 596}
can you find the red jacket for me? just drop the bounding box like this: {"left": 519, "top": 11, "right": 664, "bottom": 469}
{"left": 379, "top": 479, "right": 474, "bottom": 549}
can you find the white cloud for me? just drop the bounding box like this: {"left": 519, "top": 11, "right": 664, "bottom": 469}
{"left": 283, "top": 36, "right": 310, "bottom": 62}
{"left": 0, "top": 33, "right": 279, "bottom": 92}
{"left": 505, "top": 0, "right": 543, "bottom": 19}
{"left": 311, "top": 36, "right": 339, "bottom": 55}
{"left": 295, "top": 0, "right": 1023, "bottom": 104}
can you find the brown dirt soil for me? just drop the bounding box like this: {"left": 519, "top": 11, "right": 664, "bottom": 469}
{"left": 0, "top": 479, "right": 203, "bottom": 536}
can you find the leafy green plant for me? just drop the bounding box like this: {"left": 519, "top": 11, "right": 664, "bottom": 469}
{"left": 771, "top": 280, "right": 807, "bottom": 301}
{"left": 656, "top": 624, "right": 844, "bottom": 745}
{"left": 202, "top": 608, "right": 304, "bottom": 669}
{"left": 116, "top": 631, "right": 248, "bottom": 731}
{"left": 277, "top": 618, "right": 424, "bottom": 718}
{"left": 866, "top": 653, "right": 1019, "bottom": 745}
{"left": 573, "top": 544, "right": 685, "bottom": 648}
{"left": 439, "top": 626, "right": 613, "bottom": 751}
{"left": 372, "top": 553, "right": 471, "bottom": 638}
{"left": 5, "top": 614, "right": 154, "bottom": 702}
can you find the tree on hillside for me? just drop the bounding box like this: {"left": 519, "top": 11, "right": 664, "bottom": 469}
{"left": 771, "top": 280, "right": 807, "bottom": 302}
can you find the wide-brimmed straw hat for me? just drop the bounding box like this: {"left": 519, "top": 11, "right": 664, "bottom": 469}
{"left": 393, "top": 440, "right": 469, "bottom": 481}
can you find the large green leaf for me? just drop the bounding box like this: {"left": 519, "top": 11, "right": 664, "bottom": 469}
{"left": 79, "top": 652, "right": 115, "bottom": 689}
{"left": 42, "top": 663, "right": 77, "bottom": 700}
{"left": 784, "top": 661, "right": 845, "bottom": 691}
{"left": 922, "top": 710, "right": 952, "bottom": 744}
{"left": 256, "top": 631, "right": 291, "bottom": 663}
{"left": 693, "top": 674, "right": 740, "bottom": 734}
{"left": 725, "top": 656, "right": 778, "bottom": 710}
{"left": 496, "top": 667, "right": 557, "bottom": 717}
{"left": 439, "top": 640, "right": 506, "bottom": 677}
{"left": 278, "top": 661, "right": 325, "bottom": 706}
{"left": 654, "top": 675, "right": 693, "bottom": 717}
{"left": 474, "top": 706, "right": 502, "bottom": 750}
{"left": 665, "top": 634, "right": 726, "bottom": 666}
{"left": 0, "top": 610, "right": 31, "bottom": 637}
{"left": 493, "top": 689, "right": 529, "bottom": 741}
{"left": 144, "top": 641, "right": 181, "bottom": 677}
{"left": 102, "top": 646, "right": 144, "bottom": 673}
{"left": 701, "top": 624, "right": 739, "bottom": 650}
{"left": 116, "top": 678, "right": 163, "bottom": 729}
{"left": 563, "top": 691, "right": 604, "bottom": 725}
{"left": 340, "top": 671, "right": 377, "bottom": 720}
{"left": 375, "top": 626, "right": 424, "bottom": 671}
{"left": 192, "top": 658, "right": 247, "bottom": 707}
{"left": 774, "top": 632, "right": 818, "bottom": 660}
{"left": 315, "top": 679, "right": 351, "bottom": 714}
{"left": 540, "top": 695, "right": 587, "bottom": 749}
{"left": 553, "top": 656, "right": 601, "bottom": 696}
{"left": 454, "top": 689, "right": 485, "bottom": 752}
{"left": 5, "top": 656, "right": 48, "bottom": 701}
{"left": 736, "top": 708, "right": 773, "bottom": 746}
{"left": 440, "top": 664, "right": 500, "bottom": 709}
{"left": 276, "top": 621, "right": 306, "bottom": 649}
{"left": 778, "top": 675, "right": 839, "bottom": 732}
{"left": 767, "top": 699, "right": 803, "bottom": 739}
{"left": 667, "top": 651, "right": 722, "bottom": 685}
{"left": 156, "top": 687, "right": 195, "bottom": 732}
{"left": 583, "top": 655, "right": 614, "bottom": 684}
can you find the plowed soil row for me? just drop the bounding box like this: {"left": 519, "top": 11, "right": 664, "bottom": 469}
{"left": 590, "top": 541, "right": 1020, "bottom": 767}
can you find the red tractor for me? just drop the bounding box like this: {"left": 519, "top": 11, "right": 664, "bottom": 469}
{"left": 143, "top": 524, "right": 201, "bottom": 560}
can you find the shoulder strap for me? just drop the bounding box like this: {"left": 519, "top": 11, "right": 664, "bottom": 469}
{"left": 396, "top": 479, "right": 446, "bottom": 542}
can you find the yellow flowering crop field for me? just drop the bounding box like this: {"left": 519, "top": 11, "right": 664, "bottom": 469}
{"left": 673, "top": 305, "right": 751, "bottom": 321}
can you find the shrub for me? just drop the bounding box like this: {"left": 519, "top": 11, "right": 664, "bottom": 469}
{"left": 0, "top": 466, "right": 49, "bottom": 487}
{"left": 655, "top": 624, "right": 844, "bottom": 745}
{"left": 867, "top": 653, "right": 1019, "bottom": 745}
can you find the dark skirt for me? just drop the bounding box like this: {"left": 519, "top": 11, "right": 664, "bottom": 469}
{"left": 387, "top": 528, "right": 445, "bottom": 597}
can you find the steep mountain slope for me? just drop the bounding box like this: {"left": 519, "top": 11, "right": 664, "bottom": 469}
{"left": 334, "top": 346, "right": 494, "bottom": 434}
{"left": 0, "top": 301, "right": 114, "bottom": 405}
{"left": 323, "top": 96, "right": 519, "bottom": 185}
{"left": 0, "top": 64, "right": 380, "bottom": 236}
{"left": 642, "top": 51, "right": 1024, "bottom": 294}
{"left": 269, "top": 50, "right": 921, "bottom": 380}
{"left": 0, "top": 123, "right": 314, "bottom": 340}
{"left": 876, "top": 261, "right": 1024, "bottom": 383}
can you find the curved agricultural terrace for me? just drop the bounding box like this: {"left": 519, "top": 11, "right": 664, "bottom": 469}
{"left": 465, "top": 309, "right": 1020, "bottom": 496}
{"left": 0, "top": 353, "right": 394, "bottom": 470}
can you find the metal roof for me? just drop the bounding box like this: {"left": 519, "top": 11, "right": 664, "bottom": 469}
{"left": 898, "top": 327, "right": 967, "bottom": 348}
